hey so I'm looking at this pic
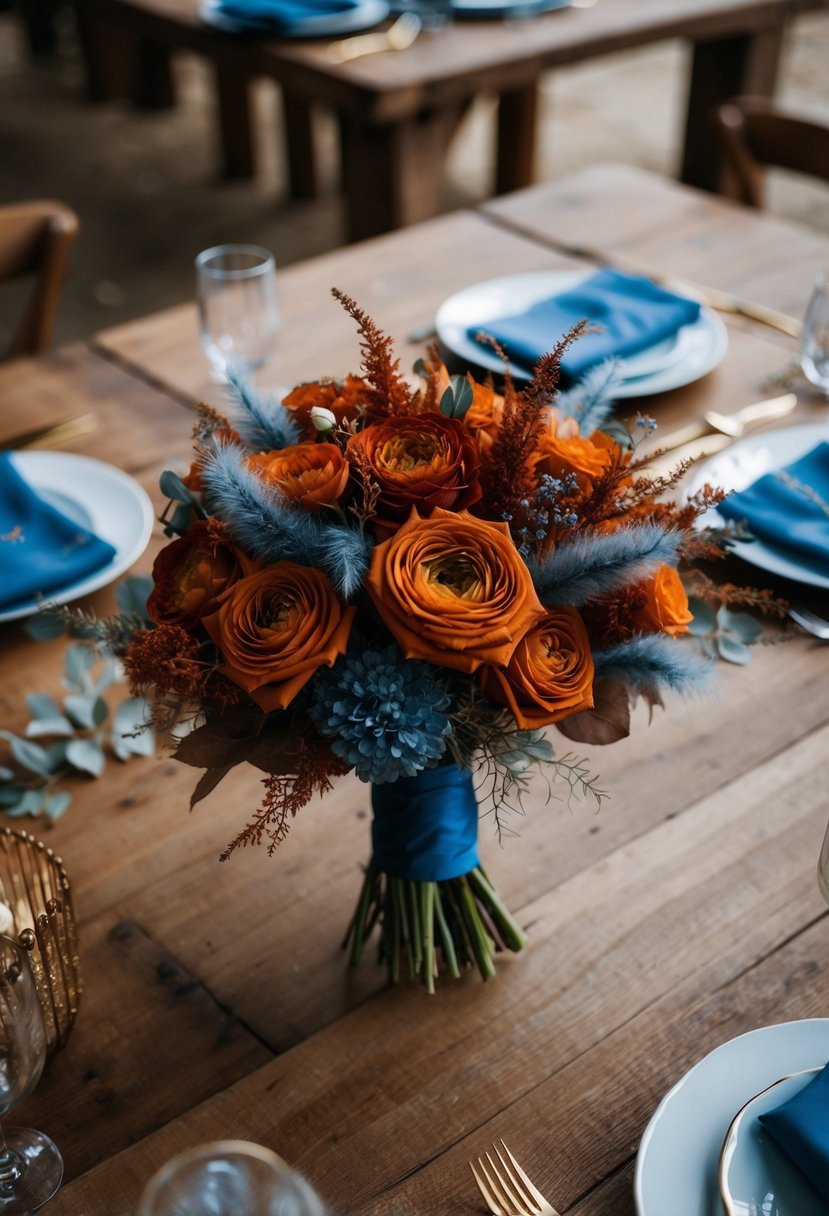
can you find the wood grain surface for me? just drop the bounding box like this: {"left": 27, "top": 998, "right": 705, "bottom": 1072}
{"left": 2, "top": 168, "right": 828, "bottom": 1213}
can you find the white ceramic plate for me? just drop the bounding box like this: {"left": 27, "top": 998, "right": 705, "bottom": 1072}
{"left": 0, "top": 452, "right": 154, "bottom": 624}
{"left": 687, "top": 423, "right": 829, "bottom": 591}
{"left": 451, "top": 0, "right": 569, "bottom": 17}
{"left": 719, "top": 1069, "right": 827, "bottom": 1216}
{"left": 434, "top": 270, "right": 728, "bottom": 398}
{"left": 200, "top": 0, "right": 389, "bottom": 37}
{"left": 634, "top": 1019, "right": 829, "bottom": 1216}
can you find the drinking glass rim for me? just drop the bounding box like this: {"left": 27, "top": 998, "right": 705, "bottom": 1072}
{"left": 195, "top": 244, "right": 275, "bottom": 280}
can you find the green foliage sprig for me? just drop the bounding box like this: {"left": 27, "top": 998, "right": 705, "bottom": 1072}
{"left": 687, "top": 596, "right": 764, "bottom": 665}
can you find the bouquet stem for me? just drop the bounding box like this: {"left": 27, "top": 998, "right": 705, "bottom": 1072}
{"left": 344, "top": 858, "right": 526, "bottom": 989}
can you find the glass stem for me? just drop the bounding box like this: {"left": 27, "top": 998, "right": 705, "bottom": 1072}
{"left": 0, "top": 1120, "right": 24, "bottom": 1192}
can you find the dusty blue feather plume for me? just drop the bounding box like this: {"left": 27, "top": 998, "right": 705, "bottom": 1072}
{"left": 201, "top": 443, "right": 371, "bottom": 599}
{"left": 556, "top": 359, "right": 622, "bottom": 433}
{"left": 225, "top": 367, "right": 301, "bottom": 451}
{"left": 531, "top": 524, "right": 681, "bottom": 606}
{"left": 594, "top": 634, "right": 712, "bottom": 696}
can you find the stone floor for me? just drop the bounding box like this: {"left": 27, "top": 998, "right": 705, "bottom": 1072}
{"left": 1, "top": 8, "right": 828, "bottom": 348}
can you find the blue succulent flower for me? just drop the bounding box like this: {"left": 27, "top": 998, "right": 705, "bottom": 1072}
{"left": 309, "top": 646, "right": 452, "bottom": 784}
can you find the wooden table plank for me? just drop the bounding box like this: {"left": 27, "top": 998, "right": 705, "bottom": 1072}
{"left": 480, "top": 162, "right": 829, "bottom": 331}
{"left": 43, "top": 721, "right": 829, "bottom": 1212}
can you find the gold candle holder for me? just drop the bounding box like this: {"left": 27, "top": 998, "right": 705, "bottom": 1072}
{"left": 0, "top": 827, "right": 81, "bottom": 1058}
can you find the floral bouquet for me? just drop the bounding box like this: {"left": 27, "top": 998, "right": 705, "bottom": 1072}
{"left": 116, "top": 289, "right": 744, "bottom": 990}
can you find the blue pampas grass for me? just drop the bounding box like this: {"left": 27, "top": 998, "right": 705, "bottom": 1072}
{"left": 594, "top": 634, "right": 712, "bottom": 696}
{"left": 556, "top": 359, "right": 622, "bottom": 433}
{"left": 225, "top": 367, "right": 301, "bottom": 452}
{"left": 531, "top": 524, "right": 681, "bottom": 606}
{"left": 201, "top": 443, "right": 371, "bottom": 599}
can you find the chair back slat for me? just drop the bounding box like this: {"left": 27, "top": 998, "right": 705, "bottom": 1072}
{"left": 716, "top": 97, "right": 829, "bottom": 209}
{"left": 0, "top": 201, "right": 79, "bottom": 358}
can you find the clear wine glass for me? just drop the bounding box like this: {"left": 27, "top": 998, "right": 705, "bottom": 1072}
{"left": 0, "top": 936, "right": 63, "bottom": 1214}
{"left": 136, "top": 1140, "right": 328, "bottom": 1216}
{"left": 818, "top": 818, "right": 829, "bottom": 906}
{"left": 800, "top": 271, "right": 829, "bottom": 394}
{"left": 195, "top": 244, "right": 280, "bottom": 382}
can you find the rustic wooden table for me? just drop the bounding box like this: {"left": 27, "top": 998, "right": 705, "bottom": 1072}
{"left": 77, "top": 0, "right": 827, "bottom": 238}
{"left": 2, "top": 166, "right": 828, "bottom": 1214}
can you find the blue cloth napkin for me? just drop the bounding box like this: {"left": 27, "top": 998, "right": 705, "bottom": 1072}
{"left": 0, "top": 452, "right": 116, "bottom": 610}
{"left": 758, "top": 1061, "right": 829, "bottom": 1204}
{"left": 470, "top": 268, "right": 701, "bottom": 383}
{"left": 718, "top": 442, "right": 829, "bottom": 575}
{"left": 216, "top": 0, "right": 360, "bottom": 30}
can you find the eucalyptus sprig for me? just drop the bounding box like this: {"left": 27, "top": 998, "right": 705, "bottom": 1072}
{"left": 687, "top": 596, "right": 764, "bottom": 665}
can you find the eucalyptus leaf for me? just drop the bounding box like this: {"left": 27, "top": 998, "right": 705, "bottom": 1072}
{"left": 0, "top": 787, "right": 26, "bottom": 807}
{"left": 24, "top": 612, "right": 67, "bottom": 642}
{"left": 687, "top": 597, "right": 717, "bottom": 634}
{"left": 439, "top": 376, "right": 474, "bottom": 420}
{"left": 64, "top": 643, "right": 96, "bottom": 692}
{"left": 0, "top": 767, "right": 13, "bottom": 782}
{"left": 120, "top": 728, "right": 155, "bottom": 758}
{"left": 164, "top": 503, "right": 192, "bottom": 538}
{"left": 15, "top": 790, "right": 45, "bottom": 817}
{"left": 718, "top": 607, "right": 763, "bottom": 644}
{"left": 717, "top": 635, "right": 753, "bottom": 666}
{"left": 92, "top": 697, "right": 109, "bottom": 728}
{"left": 159, "top": 469, "right": 198, "bottom": 505}
{"left": 0, "top": 735, "right": 51, "bottom": 776}
{"left": 116, "top": 576, "right": 154, "bottom": 622}
{"left": 63, "top": 694, "right": 97, "bottom": 730}
{"left": 26, "top": 693, "right": 62, "bottom": 721}
{"left": 66, "top": 738, "right": 105, "bottom": 777}
{"left": 44, "top": 742, "right": 69, "bottom": 772}
{"left": 44, "top": 792, "right": 71, "bottom": 822}
{"left": 94, "top": 660, "right": 120, "bottom": 696}
{"left": 412, "top": 358, "right": 428, "bottom": 379}
{"left": 700, "top": 636, "right": 718, "bottom": 658}
{"left": 25, "top": 717, "right": 75, "bottom": 739}
{"left": 114, "top": 697, "right": 150, "bottom": 737}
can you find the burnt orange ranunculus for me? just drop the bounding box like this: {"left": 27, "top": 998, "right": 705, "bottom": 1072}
{"left": 479, "top": 606, "right": 595, "bottom": 730}
{"left": 282, "top": 375, "right": 371, "bottom": 437}
{"left": 533, "top": 425, "right": 614, "bottom": 493}
{"left": 147, "top": 521, "right": 247, "bottom": 631}
{"left": 246, "top": 442, "right": 349, "bottom": 512}
{"left": 347, "top": 412, "right": 481, "bottom": 528}
{"left": 630, "top": 564, "right": 693, "bottom": 638}
{"left": 202, "top": 565, "right": 354, "bottom": 712}
{"left": 366, "top": 508, "right": 545, "bottom": 673}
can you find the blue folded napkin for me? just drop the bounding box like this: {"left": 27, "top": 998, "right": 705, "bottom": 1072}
{"left": 0, "top": 452, "right": 116, "bottom": 611}
{"left": 758, "top": 1061, "right": 829, "bottom": 1204}
{"left": 216, "top": 0, "right": 360, "bottom": 29}
{"left": 718, "top": 442, "right": 829, "bottom": 575}
{"left": 471, "top": 268, "right": 701, "bottom": 383}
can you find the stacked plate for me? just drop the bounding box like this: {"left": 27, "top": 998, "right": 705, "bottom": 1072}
{"left": 200, "top": 0, "right": 390, "bottom": 36}
{"left": 0, "top": 452, "right": 154, "bottom": 625}
{"left": 435, "top": 270, "right": 729, "bottom": 399}
{"left": 635, "top": 1020, "right": 829, "bottom": 1216}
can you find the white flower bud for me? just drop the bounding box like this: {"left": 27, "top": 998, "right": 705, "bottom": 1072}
{"left": 310, "top": 406, "right": 337, "bottom": 432}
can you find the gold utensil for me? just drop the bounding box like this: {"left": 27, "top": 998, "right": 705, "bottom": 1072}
{"left": 654, "top": 393, "right": 797, "bottom": 455}
{"left": 470, "top": 1141, "right": 560, "bottom": 1216}
{"left": 645, "top": 432, "right": 733, "bottom": 479}
{"left": 327, "top": 11, "right": 421, "bottom": 63}
{"left": 0, "top": 413, "right": 98, "bottom": 452}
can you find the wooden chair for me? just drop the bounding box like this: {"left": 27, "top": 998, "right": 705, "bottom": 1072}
{"left": 0, "top": 201, "right": 78, "bottom": 359}
{"left": 715, "top": 96, "right": 829, "bottom": 208}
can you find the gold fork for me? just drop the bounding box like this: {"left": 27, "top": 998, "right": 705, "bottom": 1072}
{"left": 470, "top": 1141, "right": 560, "bottom": 1216}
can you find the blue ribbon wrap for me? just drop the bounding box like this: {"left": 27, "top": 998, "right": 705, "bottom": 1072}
{"left": 371, "top": 763, "right": 479, "bottom": 882}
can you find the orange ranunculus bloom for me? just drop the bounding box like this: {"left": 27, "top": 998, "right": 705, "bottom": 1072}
{"left": 479, "top": 607, "right": 595, "bottom": 730}
{"left": 366, "top": 508, "right": 545, "bottom": 673}
{"left": 347, "top": 412, "right": 481, "bottom": 528}
{"left": 282, "top": 375, "right": 370, "bottom": 437}
{"left": 630, "top": 564, "right": 693, "bottom": 637}
{"left": 147, "top": 521, "right": 247, "bottom": 631}
{"left": 533, "top": 426, "right": 614, "bottom": 493}
{"left": 202, "top": 565, "right": 355, "bottom": 712}
{"left": 246, "top": 442, "right": 349, "bottom": 512}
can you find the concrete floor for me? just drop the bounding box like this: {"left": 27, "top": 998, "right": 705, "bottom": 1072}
{"left": 1, "top": 9, "right": 828, "bottom": 348}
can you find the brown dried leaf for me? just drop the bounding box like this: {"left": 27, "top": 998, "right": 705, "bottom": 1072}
{"left": 556, "top": 677, "right": 631, "bottom": 745}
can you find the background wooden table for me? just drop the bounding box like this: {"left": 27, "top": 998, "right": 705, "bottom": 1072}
{"left": 1, "top": 167, "right": 827, "bottom": 1214}
{"left": 76, "top": 0, "right": 826, "bottom": 238}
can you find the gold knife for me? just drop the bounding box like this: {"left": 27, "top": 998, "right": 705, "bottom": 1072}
{"left": 652, "top": 393, "right": 797, "bottom": 454}
{"left": 645, "top": 432, "right": 733, "bottom": 479}
{"left": 0, "top": 414, "right": 98, "bottom": 452}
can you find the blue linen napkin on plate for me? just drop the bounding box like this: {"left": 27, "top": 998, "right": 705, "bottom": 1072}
{"left": 718, "top": 442, "right": 829, "bottom": 573}
{"left": 215, "top": 0, "right": 360, "bottom": 29}
{"left": 470, "top": 268, "right": 701, "bottom": 382}
{"left": 758, "top": 1061, "right": 829, "bottom": 1204}
{"left": 0, "top": 451, "right": 117, "bottom": 610}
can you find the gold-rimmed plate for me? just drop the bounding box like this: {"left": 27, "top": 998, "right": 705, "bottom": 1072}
{"left": 719, "top": 1068, "right": 827, "bottom": 1216}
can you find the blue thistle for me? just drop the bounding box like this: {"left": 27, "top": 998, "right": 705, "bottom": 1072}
{"left": 309, "top": 647, "right": 452, "bottom": 784}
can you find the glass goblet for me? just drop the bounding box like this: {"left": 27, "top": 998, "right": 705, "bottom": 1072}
{"left": 195, "top": 244, "right": 280, "bottom": 382}
{"left": 818, "top": 816, "right": 829, "bottom": 906}
{"left": 137, "top": 1140, "right": 328, "bottom": 1216}
{"left": 800, "top": 270, "right": 829, "bottom": 395}
{"left": 0, "top": 935, "right": 63, "bottom": 1214}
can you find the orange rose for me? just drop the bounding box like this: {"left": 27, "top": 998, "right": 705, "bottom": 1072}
{"left": 630, "top": 564, "right": 693, "bottom": 637}
{"left": 147, "top": 521, "right": 247, "bottom": 631}
{"left": 347, "top": 412, "right": 481, "bottom": 528}
{"left": 480, "top": 607, "right": 595, "bottom": 729}
{"left": 282, "top": 375, "right": 370, "bottom": 437}
{"left": 246, "top": 442, "right": 349, "bottom": 512}
{"left": 366, "top": 508, "right": 545, "bottom": 673}
{"left": 202, "top": 565, "right": 354, "bottom": 712}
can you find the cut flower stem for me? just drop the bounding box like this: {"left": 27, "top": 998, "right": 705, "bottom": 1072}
{"left": 344, "top": 859, "right": 527, "bottom": 989}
